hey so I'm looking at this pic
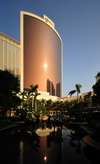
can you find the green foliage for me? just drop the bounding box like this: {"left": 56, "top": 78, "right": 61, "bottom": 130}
{"left": 29, "top": 84, "right": 40, "bottom": 110}
{"left": 95, "top": 72, "right": 100, "bottom": 78}
{"left": 34, "top": 102, "right": 50, "bottom": 116}
{"left": 0, "top": 70, "right": 21, "bottom": 115}
{"left": 66, "top": 100, "right": 90, "bottom": 122}
{"left": 92, "top": 79, "right": 100, "bottom": 104}
{"left": 68, "top": 84, "right": 82, "bottom": 103}
{"left": 68, "top": 90, "right": 76, "bottom": 96}
{"left": 95, "top": 122, "right": 100, "bottom": 132}
{"left": 9, "top": 116, "right": 21, "bottom": 122}
{"left": 0, "top": 70, "right": 20, "bottom": 95}
{"left": 0, "top": 119, "right": 12, "bottom": 129}
{"left": 76, "top": 84, "right": 82, "bottom": 94}
{"left": 45, "top": 99, "right": 53, "bottom": 111}
{"left": 84, "top": 91, "right": 92, "bottom": 102}
{"left": 15, "top": 108, "right": 27, "bottom": 120}
{"left": 68, "top": 84, "right": 82, "bottom": 97}
{"left": 34, "top": 110, "right": 40, "bottom": 116}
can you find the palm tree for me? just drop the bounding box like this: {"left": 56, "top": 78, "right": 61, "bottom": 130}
{"left": 76, "top": 84, "right": 82, "bottom": 102}
{"left": 84, "top": 91, "right": 92, "bottom": 105}
{"left": 33, "top": 91, "right": 41, "bottom": 111}
{"left": 41, "top": 99, "right": 46, "bottom": 106}
{"left": 95, "top": 72, "right": 100, "bottom": 83}
{"left": 95, "top": 72, "right": 100, "bottom": 78}
{"left": 29, "top": 84, "right": 40, "bottom": 111}
{"left": 68, "top": 84, "right": 82, "bottom": 103}
{"left": 19, "top": 91, "right": 27, "bottom": 106}
{"left": 19, "top": 91, "right": 32, "bottom": 109}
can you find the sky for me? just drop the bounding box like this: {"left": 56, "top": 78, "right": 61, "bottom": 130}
{"left": 0, "top": 0, "right": 100, "bottom": 97}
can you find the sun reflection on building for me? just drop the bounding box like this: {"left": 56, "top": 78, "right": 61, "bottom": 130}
{"left": 20, "top": 11, "right": 63, "bottom": 97}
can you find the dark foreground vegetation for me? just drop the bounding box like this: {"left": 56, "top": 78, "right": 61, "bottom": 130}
{"left": 0, "top": 70, "right": 100, "bottom": 144}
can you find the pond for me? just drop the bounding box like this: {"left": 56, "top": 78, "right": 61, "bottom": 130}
{"left": 0, "top": 120, "right": 99, "bottom": 164}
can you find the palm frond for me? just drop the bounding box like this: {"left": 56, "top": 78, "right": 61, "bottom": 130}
{"left": 68, "top": 90, "right": 76, "bottom": 96}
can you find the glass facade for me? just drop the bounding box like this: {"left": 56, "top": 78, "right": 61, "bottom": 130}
{"left": 21, "top": 12, "right": 62, "bottom": 97}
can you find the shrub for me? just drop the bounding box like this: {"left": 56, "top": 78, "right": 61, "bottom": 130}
{"left": 95, "top": 122, "right": 100, "bottom": 134}
{"left": 0, "top": 119, "right": 11, "bottom": 129}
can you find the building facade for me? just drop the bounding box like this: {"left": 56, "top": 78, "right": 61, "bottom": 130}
{"left": 20, "top": 11, "right": 63, "bottom": 97}
{"left": 0, "top": 32, "right": 20, "bottom": 79}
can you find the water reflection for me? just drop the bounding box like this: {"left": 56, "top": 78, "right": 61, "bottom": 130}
{"left": 83, "top": 146, "right": 100, "bottom": 164}
{"left": 68, "top": 129, "right": 84, "bottom": 153}
{"left": 44, "top": 156, "right": 47, "bottom": 161}
{"left": 19, "top": 141, "right": 23, "bottom": 164}
{"left": 0, "top": 120, "right": 100, "bottom": 164}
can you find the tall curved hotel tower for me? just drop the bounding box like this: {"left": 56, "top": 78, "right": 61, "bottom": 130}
{"left": 20, "top": 11, "right": 63, "bottom": 97}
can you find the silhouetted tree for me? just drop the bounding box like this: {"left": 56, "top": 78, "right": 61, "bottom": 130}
{"left": 0, "top": 70, "right": 21, "bottom": 116}
{"left": 92, "top": 79, "right": 100, "bottom": 105}
{"left": 68, "top": 84, "right": 82, "bottom": 102}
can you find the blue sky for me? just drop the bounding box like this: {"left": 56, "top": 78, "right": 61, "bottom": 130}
{"left": 0, "top": 0, "right": 100, "bottom": 97}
